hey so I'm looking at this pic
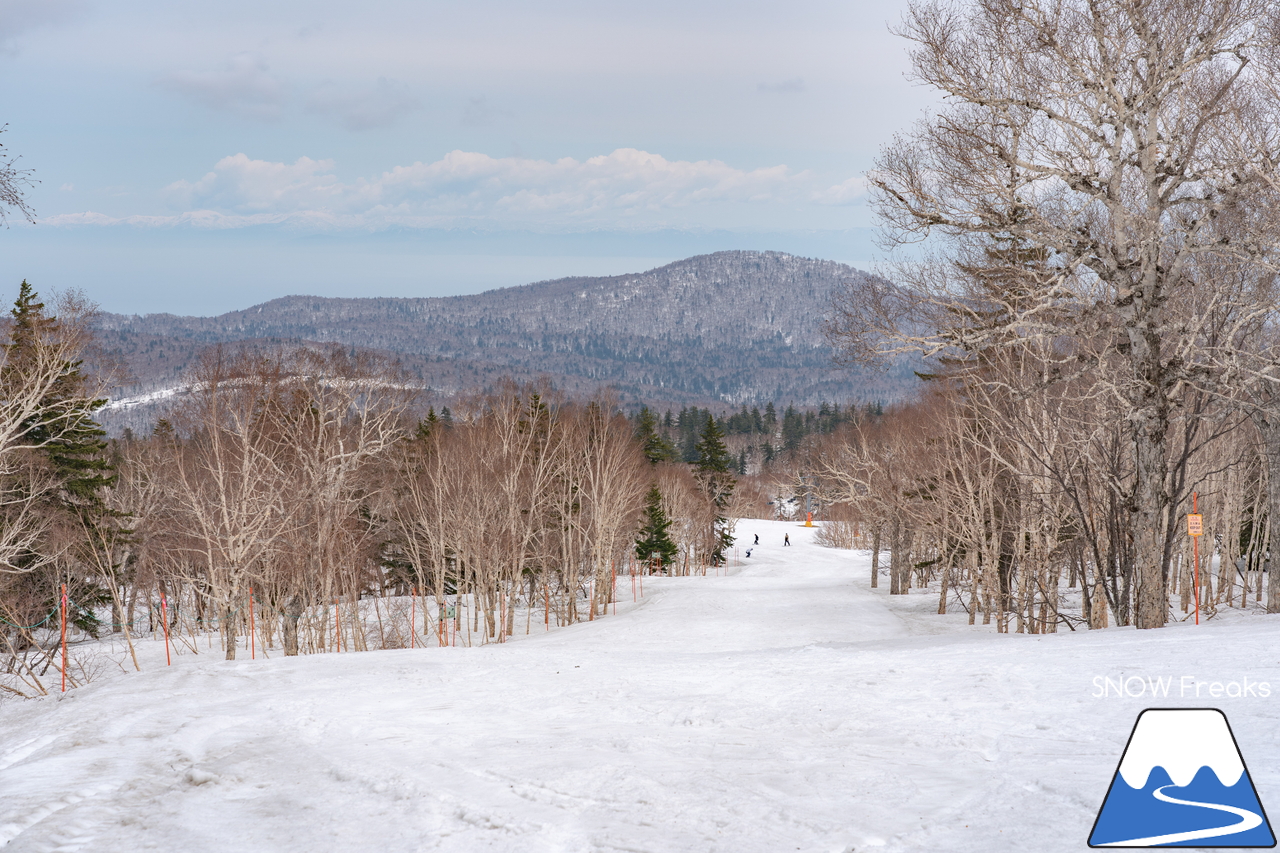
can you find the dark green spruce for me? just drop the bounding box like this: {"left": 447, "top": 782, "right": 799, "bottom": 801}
{"left": 694, "top": 414, "right": 735, "bottom": 564}
{"left": 634, "top": 486, "right": 679, "bottom": 571}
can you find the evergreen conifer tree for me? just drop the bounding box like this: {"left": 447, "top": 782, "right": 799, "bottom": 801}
{"left": 781, "top": 405, "right": 804, "bottom": 452}
{"left": 634, "top": 486, "right": 678, "bottom": 571}
{"left": 6, "top": 282, "right": 113, "bottom": 514}
{"left": 694, "top": 415, "right": 735, "bottom": 563}
{"left": 415, "top": 407, "right": 441, "bottom": 440}
{"left": 634, "top": 406, "right": 676, "bottom": 464}
{"left": 676, "top": 407, "right": 701, "bottom": 463}
{"left": 3, "top": 282, "right": 113, "bottom": 635}
{"left": 695, "top": 414, "right": 733, "bottom": 480}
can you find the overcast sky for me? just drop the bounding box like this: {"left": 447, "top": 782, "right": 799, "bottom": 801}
{"left": 0, "top": 0, "right": 932, "bottom": 315}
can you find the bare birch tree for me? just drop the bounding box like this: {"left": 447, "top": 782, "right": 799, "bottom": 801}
{"left": 0, "top": 126, "right": 35, "bottom": 226}
{"left": 163, "top": 349, "right": 296, "bottom": 659}
{"left": 829, "top": 0, "right": 1280, "bottom": 628}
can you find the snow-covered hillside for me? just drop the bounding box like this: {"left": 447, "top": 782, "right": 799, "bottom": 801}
{"left": 2, "top": 520, "right": 1277, "bottom": 852}
{"left": 90, "top": 252, "right": 919, "bottom": 417}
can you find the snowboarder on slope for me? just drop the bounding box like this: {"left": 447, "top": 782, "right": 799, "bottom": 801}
{"left": 754, "top": 534, "right": 759, "bottom": 545}
{"left": 784, "top": 533, "right": 791, "bottom": 546}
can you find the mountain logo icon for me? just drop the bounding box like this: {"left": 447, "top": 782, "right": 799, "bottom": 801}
{"left": 1089, "top": 708, "right": 1276, "bottom": 847}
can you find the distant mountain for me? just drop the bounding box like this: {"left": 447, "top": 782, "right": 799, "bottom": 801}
{"left": 92, "top": 251, "right": 918, "bottom": 429}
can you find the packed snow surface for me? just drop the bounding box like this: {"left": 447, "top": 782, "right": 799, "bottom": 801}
{"left": 3, "top": 520, "right": 1279, "bottom": 852}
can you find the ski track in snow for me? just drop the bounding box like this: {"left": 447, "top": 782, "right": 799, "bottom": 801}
{"left": 1, "top": 520, "right": 1278, "bottom": 852}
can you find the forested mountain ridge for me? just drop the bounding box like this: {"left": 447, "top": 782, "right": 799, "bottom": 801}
{"left": 93, "top": 251, "right": 917, "bottom": 408}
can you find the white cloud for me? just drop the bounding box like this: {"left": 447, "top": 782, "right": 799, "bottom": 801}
{"left": 45, "top": 211, "right": 118, "bottom": 226}
{"left": 362, "top": 149, "right": 802, "bottom": 222}
{"left": 305, "top": 78, "right": 421, "bottom": 131}
{"left": 164, "top": 53, "right": 288, "bottom": 120}
{"left": 812, "top": 176, "right": 867, "bottom": 205}
{"left": 50, "top": 148, "right": 870, "bottom": 231}
{"left": 163, "top": 154, "right": 341, "bottom": 212}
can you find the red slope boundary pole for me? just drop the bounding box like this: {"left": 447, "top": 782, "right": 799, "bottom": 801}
{"left": 160, "top": 592, "right": 172, "bottom": 666}
{"left": 60, "top": 584, "right": 68, "bottom": 692}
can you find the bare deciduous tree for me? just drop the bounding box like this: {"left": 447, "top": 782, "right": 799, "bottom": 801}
{"left": 164, "top": 349, "right": 297, "bottom": 659}
{"left": 0, "top": 125, "right": 35, "bottom": 226}
{"left": 829, "top": 0, "right": 1280, "bottom": 628}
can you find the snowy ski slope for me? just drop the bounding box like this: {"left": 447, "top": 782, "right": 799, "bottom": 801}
{"left": 1, "top": 519, "right": 1278, "bottom": 852}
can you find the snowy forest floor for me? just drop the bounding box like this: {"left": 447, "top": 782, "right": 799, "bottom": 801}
{"left": 2, "top": 519, "right": 1279, "bottom": 852}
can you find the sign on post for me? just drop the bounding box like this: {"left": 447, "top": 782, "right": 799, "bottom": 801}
{"left": 1187, "top": 513, "right": 1203, "bottom": 537}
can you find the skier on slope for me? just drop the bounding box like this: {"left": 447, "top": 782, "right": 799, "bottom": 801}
{"left": 784, "top": 533, "right": 790, "bottom": 546}
{"left": 754, "top": 534, "right": 759, "bottom": 545}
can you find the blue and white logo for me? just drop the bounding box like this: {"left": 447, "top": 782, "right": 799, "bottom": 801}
{"left": 1089, "top": 708, "right": 1275, "bottom": 847}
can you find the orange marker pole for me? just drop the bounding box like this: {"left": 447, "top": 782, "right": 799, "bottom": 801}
{"left": 612, "top": 560, "right": 617, "bottom": 615}
{"left": 410, "top": 587, "right": 417, "bottom": 649}
{"left": 1193, "top": 492, "right": 1201, "bottom": 626}
{"left": 60, "top": 584, "right": 68, "bottom": 692}
{"left": 248, "top": 587, "right": 256, "bottom": 660}
{"left": 160, "top": 592, "right": 172, "bottom": 666}
{"left": 544, "top": 579, "right": 550, "bottom": 631}
{"left": 631, "top": 557, "right": 637, "bottom": 602}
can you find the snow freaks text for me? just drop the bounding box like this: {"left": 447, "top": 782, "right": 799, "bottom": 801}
{"left": 1092, "top": 676, "right": 1272, "bottom": 700}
